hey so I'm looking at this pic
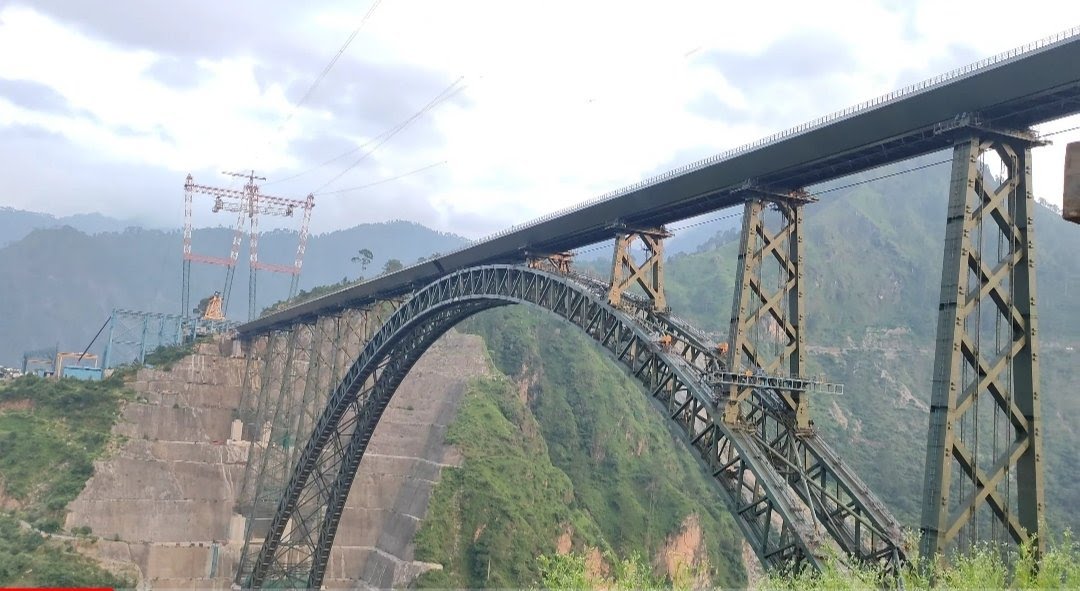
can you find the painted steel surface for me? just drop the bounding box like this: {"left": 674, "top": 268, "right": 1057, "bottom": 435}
{"left": 244, "top": 266, "right": 905, "bottom": 588}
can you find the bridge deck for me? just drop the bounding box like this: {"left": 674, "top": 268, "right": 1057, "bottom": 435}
{"left": 240, "top": 28, "right": 1080, "bottom": 337}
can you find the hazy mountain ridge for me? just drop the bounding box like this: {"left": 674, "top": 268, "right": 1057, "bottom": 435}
{"left": 0, "top": 206, "right": 145, "bottom": 248}
{"left": 0, "top": 219, "right": 467, "bottom": 365}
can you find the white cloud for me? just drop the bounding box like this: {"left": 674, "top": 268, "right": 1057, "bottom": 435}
{"left": 0, "top": 1, "right": 1078, "bottom": 236}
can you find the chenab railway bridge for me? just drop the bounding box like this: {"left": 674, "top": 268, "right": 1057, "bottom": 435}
{"left": 221, "top": 28, "right": 1080, "bottom": 588}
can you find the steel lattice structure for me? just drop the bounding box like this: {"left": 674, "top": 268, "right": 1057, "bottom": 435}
{"left": 240, "top": 265, "right": 907, "bottom": 589}
{"left": 920, "top": 130, "right": 1045, "bottom": 558}
{"left": 183, "top": 173, "right": 315, "bottom": 321}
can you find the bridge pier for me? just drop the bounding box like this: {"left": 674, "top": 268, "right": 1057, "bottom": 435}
{"left": 724, "top": 192, "right": 813, "bottom": 429}
{"left": 608, "top": 226, "right": 671, "bottom": 312}
{"left": 921, "top": 131, "right": 1046, "bottom": 560}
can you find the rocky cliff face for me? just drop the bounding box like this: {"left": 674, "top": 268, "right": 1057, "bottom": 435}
{"left": 65, "top": 331, "right": 489, "bottom": 589}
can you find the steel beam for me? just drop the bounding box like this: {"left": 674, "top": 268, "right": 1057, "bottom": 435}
{"left": 608, "top": 226, "right": 671, "bottom": 312}
{"left": 920, "top": 132, "right": 1045, "bottom": 560}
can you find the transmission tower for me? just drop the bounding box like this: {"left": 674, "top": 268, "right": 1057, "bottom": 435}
{"left": 183, "top": 171, "right": 314, "bottom": 321}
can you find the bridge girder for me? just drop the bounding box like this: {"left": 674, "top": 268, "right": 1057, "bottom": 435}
{"left": 238, "top": 265, "right": 907, "bottom": 589}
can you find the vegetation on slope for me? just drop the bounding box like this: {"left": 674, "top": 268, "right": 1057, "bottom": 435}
{"left": 762, "top": 536, "right": 1080, "bottom": 591}
{"left": 0, "top": 375, "right": 133, "bottom": 586}
{"left": 414, "top": 375, "right": 606, "bottom": 588}
{"left": 426, "top": 307, "right": 747, "bottom": 588}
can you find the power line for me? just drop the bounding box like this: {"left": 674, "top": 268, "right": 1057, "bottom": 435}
{"left": 277, "top": 0, "right": 382, "bottom": 133}
{"left": 264, "top": 77, "right": 462, "bottom": 188}
{"left": 569, "top": 210, "right": 745, "bottom": 257}
{"left": 311, "top": 77, "right": 466, "bottom": 193}
{"left": 264, "top": 77, "right": 464, "bottom": 189}
{"left": 1044, "top": 124, "right": 1080, "bottom": 137}
{"left": 814, "top": 159, "right": 952, "bottom": 195}
{"left": 315, "top": 161, "right": 447, "bottom": 196}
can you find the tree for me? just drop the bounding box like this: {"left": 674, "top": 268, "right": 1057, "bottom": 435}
{"left": 383, "top": 258, "right": 404, "bottom": 274}
{"left": 351, "top": 248, "right": 374, "bottom": 280}
{"left": 351, "top": 248, "right": 374, "bottom": 269}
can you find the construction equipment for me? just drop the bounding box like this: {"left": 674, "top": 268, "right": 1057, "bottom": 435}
{"left": 202, "top": 292, "right": 225, "bottom": 321}
{"left": 657, "top": 334, "right": 674, "bottom": 351}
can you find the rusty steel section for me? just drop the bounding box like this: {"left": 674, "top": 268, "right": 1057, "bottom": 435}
{"left": 725, "top": 193, "right": 813, "bottom": 429}
{"left": 526, "top": 251, "right": 575, "bottom": 274}
{"left": 608, "top": 226, "right": 671, "bottom": 312}
{"left": 1065, "top": 141, "right": 1080, "bottom": 224}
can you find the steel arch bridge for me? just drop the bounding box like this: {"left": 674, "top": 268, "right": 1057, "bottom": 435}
{"left": 225, "top": 29, "right": 1080, "bottom": 589}
{"left": 240, "top": 264, "right": 905, "bottom": 588}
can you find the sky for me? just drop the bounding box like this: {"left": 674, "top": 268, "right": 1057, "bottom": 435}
{"left": 0, "top": 1, "right": 1078, "bottom": 238}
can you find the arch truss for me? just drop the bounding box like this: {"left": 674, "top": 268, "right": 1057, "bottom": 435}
{"left": 238, "top": 265, "right": 907, "bottom": 588}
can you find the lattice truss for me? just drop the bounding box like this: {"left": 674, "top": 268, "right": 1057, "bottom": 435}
{"left": 233, "top": 302, "right": 403, "bottom": 586}
{"left": 920, "top": 133, "right": 1045, "bottom": 559}
{"left": 725, "top": 193, "right": 812, "bottom": 429}
{"left": 235, "top": 266, "right": 906, "bottom": 589}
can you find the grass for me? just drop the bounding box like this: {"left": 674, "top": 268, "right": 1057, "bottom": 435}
{"left": 0, "top": 513, "right": 133, "bottom": 587}
{"left": 0, "top": 375, "right": 133, "bottom": 586}
{"left": 763, "top": 534, "right": 1080, "bottom": 590}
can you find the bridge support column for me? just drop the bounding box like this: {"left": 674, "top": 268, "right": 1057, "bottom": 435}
{"left": 724, "top": 193, "right": 810, "bottom": 428}
{"left": 921, "top": 132, "right": 1045, "bottom": 560}
{"left": 608, "top": 226, "right": 671, "bottom": 312}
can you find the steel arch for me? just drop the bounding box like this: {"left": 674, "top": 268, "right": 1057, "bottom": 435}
{"left": 245, "top": 265, "right": 904, "bottom": 588}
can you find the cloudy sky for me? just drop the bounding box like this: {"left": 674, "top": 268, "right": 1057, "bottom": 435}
{"left": 1, "top": 1, "right": 1078, "bottom": 237}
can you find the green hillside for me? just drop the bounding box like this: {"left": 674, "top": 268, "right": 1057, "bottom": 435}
{"left": 0, "top": 375, "right": 133, "bottom": 586}
{"left": 0, "top": 219, "right": 466, "bottom": 366}
{"left": 413, "top": 308, "right": 746, "bottom": 588}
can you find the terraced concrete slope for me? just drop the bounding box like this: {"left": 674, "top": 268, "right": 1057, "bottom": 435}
{"left": 64, "top": 332, "right": 487, "bottom": 589}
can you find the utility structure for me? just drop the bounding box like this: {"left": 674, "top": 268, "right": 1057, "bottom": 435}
{"left": 183, "top": 171, "right": 315, "bottom": 321}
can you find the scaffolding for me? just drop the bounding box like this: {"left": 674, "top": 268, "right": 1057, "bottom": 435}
{"left": 102, "top": 309, "right": 239, "bottom": 369}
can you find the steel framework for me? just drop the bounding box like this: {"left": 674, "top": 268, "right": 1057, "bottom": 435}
{"left": 608, "top": 226, "right": 671, "bottom": 312}
{"left": 920, "top": 131, "right": 1045, "bottom": 559}
{"left": 183, "top": 173, "right": 315, "bottom": 321}
{"left": 234, "top": 303, "right": 403, "bottom": 585}
{"left": 241, "top": 265, "right": 906, "bottom": 588}
{"left": 102, "top": 308, "right": 238, "bottom": 369}
{"left": 725, "top": 192, "right": 814, "bottom": 429}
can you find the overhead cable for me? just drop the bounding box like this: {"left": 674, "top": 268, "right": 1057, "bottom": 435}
{"left": 315, "top": 161, "right": 448, "bottom": 196}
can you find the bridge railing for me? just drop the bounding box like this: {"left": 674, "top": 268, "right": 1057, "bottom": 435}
{"left": 438, "top": 25, "right": 1080, "bottom": 258}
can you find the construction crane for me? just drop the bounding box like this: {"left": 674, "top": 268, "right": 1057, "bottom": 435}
{"left": 183, "top": 171, "right": 314, "bottom": 321}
